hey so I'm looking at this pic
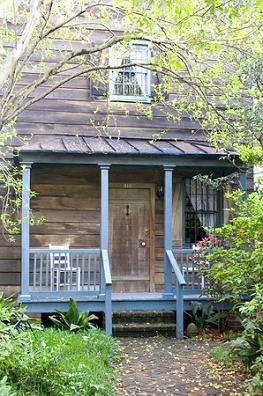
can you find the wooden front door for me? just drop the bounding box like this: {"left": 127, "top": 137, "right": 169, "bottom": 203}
{"left": 110, "top": 187, "right": 152, "bottom": 292}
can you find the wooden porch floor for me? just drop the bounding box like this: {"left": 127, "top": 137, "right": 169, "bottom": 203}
{"left": 22, "top": 292, "right": 211, "bottom": 314}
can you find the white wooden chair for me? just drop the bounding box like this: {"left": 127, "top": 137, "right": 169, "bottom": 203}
{"left": 49, "top": 245, "right": 81, "bottom": 291}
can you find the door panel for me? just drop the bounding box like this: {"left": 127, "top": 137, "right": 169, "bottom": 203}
{"left": 110, "top": 188, "right": 151, "bottom": 292}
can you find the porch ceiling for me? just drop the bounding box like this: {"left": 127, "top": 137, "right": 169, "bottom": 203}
{"left": 19, "top": 134, "right": 235, "bottom": 157}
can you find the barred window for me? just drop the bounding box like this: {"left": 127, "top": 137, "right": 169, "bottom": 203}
{"left": 109, "top": 41, "right": 151, "bottom": 102}
{"left": 184, "top": 179, "right": 222, "bottom": 247}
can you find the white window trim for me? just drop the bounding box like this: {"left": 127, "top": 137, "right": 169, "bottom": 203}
{"left": 109, "top": 40, "right": 151, "bottom": 103}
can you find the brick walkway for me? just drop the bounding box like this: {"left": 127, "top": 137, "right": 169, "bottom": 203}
{"left": 115, "top": 337, "right": 248, "bottom": 396}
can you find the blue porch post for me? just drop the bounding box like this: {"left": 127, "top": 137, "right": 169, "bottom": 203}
{"left": 100, "top": 164, "right": 112, "bottom": 335}
{"left": 163, "top": 166, "right": 174, "bottom": 296}
{"left": 20, "top": 162, "right": 32, "bottom": 301}
{"left": 176, "top": 279, "right": 184, "bottom": 338}
{"left": 100, "top": 164, "right": 110, "bottom": 251}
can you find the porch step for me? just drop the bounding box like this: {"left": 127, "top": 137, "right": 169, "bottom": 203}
{"left": 112, "top": 310, "right": 176, "bottom": 337}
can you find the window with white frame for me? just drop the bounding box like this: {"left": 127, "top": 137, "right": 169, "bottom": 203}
{"left": 109, "top": 41, "right": 151, "bottom": 102}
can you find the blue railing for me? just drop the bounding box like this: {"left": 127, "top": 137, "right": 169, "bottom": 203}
{"left": 166, "top": 249, "right": 186, "bottom": 338}
{"left": 26, "top": 247, "right": 113, "bottom": 334}
{"left": 28, "top": 248, "right": 101, "bottom": 297}
{"left": 172, "top": 248, "right": 204, "bottom": 291}
{"left": 101, "top": 249, "right": 112, "bottom": 334}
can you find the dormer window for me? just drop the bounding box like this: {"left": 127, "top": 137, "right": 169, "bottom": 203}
{"left": 109, "top": 41, "right": 151, "bottom": 103}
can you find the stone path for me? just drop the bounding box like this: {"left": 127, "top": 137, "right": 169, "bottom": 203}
{"left": 115, "top": 337, "right": 249, "bottom": 396}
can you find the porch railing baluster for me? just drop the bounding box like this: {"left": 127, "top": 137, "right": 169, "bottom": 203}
{"left": 33, "top": 254, "right": 37, "bottom": 289}
{"left": 94, "top": 255, "right": 97, "bottom": 290}
{"left": 81, "top": 255, "right": 85, "bottom": 290}
{"left": 45, "top": 254, "right": 49, "bottom": 289}
{"left": 88, "top": 255, "right": 91, "bottom": 290}
{"left": 39, "top": 254, "right": 43, "bottom": 290}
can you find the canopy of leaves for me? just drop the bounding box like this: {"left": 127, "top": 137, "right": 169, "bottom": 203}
{"left": 0, "top": 0, "right": 262, "bottom": 158}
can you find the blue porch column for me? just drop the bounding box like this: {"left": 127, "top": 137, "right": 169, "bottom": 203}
{"left": 20, "top": 162, "right": 32, "bottom": 301}
{"left": 99, "top": 164, "right": 112, "bottom": 335}
{"left": 163, "top": 166, "right": 174, "bottom": 296}
{"left": 100, "top": 164, "right": 110, "bottom": 251}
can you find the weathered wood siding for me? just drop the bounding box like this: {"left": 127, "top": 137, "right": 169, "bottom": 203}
{"left": 0, "top": 165, "right": 184, "bottom": 294}
{"left": 9, "top": 34, "right": 207, "bottom": 146}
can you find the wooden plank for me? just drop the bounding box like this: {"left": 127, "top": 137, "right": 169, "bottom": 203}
{"left": 0, "top": 260, "right": 21, "bottom": 272}
{"left": 33, "top": 209, "right": 100, "bottom": 223}
{"left": 31, "top": 197, "right": 100, "bottom": 210}
{"left": 18, "top": 110, "right": 202, "bottom": 129}
{"left": 31, "top": 222, "right": 99, "bottom": 235}
{"left": 28, "top": 99, "right": 194, "bottom": 119}
{"left": 154, "top": 273, "right": 164, "bottom": 285}
{"left": 156, "top": 211, "right": 164, "bottom": 223}
{"left": 17, "top": 86, "right": 90, "bottom": 101}
{"left": 112, "top": 280, "right": 150, "bottom": 293}
{"left": 0, "top": 236, "right": 21, "bottom": 246}
{"left": 30, "top": 234, "right": 99, "bottom": 247}
{"left": 0, "top": 273, "right": 21, "bottom": 285}
{"left": 32, "top": 184, "right": 100, "bottom": 197}
{"left": 17, "top": 122, "right": 204, "bottom": 141}
{"left": 5, "top": 33, "right": 111, "bottom": 52}
{"left": 155, "top": 261, "right": 165, "bottom": 273}
{"left": 0, "top": 286, "right": 20, "bottom": 296}
{"left": 155, "top": 248, "right": 164, "bottom": 261}
{"left": 31, "top": 167, "right": 99, "bottom": 184}
{"left": 110, "top": 188, "right": 150, "bottom": 200}
{"left": 155, "top": 223, "right": 164, "bottom": 235}
{"left": 18, "top": 73, "right": 90, "bottom": 89}
{"left": 111, "top": 170, "right": 162, "bottom": 183}
{"left": 155, "top": 236, "right": 164, "bottom": 248}
{"left": 0, "top": 247, "right": 21, "bottom": 259}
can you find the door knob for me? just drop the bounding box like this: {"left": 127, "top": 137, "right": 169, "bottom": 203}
{"left": 141, "top": 241, "right": 146, "bottom": 247}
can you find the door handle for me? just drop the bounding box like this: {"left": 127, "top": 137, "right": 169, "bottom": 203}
{"left": 141, "top": 241, "right": 146, "bottom": 247}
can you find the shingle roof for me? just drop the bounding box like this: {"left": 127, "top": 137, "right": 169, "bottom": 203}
{"left": 20, "top": 135, "right": 230, "bottom": 156}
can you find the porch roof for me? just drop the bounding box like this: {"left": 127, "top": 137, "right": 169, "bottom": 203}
{"left": 19, "top": 134, "right": 234, "bottom": 156}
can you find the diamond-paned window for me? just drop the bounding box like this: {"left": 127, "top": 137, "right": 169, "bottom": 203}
{"left": 109, "top": 41, "right": 151, "bottom": 102}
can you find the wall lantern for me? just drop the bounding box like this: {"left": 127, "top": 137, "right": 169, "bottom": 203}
{"left": 156, "top": 185, "right": 164, "bottom": 199}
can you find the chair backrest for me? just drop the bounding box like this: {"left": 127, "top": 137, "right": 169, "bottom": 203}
{"left": 49, "top": 244, "right": 70, "bottom": 269}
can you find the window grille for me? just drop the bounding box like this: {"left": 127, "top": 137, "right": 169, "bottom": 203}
{"left": 184, "top": 179, "right": 222, "bottom": 247}
{"left": 109, "top": 42, "right": 151, "bottom": 102}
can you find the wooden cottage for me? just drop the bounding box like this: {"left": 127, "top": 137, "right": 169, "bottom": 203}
{"left": 0, "top": 39, "right": 248, "bottom": 337}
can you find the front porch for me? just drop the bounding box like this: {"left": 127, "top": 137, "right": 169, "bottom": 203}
{"left": 18, "top": 140, "right": 242, "bottom": 337}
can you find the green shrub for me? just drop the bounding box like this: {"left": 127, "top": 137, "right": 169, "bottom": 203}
{"left": 0, "top": 293, "right": 40, "bottom": 334}
{"left": 190, "top": 301, "right": 229, "bottom": 332}
{"left": 49, "top": 298, "right": 98, "bottom": 332}
{"left": 193, "top": 187, "right": 263, "bottom": 393}
{"left": 210, "top": 345, "right": 233, "bottom": 367}
{"left": 0, "top": 328, "right": 118, "bottom": 396}
{"left": 230, "top": 286, "right": 263, "bottom": 394}
{"left": 203, "top": 189, "right": 263, "bottom": 303}
{"left": 0, "top": 376, "right": 16, "bottom": 396}
{"left": 249, "top": 356, "right": 263, "bottom": 396}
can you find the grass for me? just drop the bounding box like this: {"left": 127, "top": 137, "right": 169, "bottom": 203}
{"left": 0, "top": 328, "right": 118, "bottom": 396}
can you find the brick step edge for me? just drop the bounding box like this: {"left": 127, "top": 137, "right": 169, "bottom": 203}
{"left": 113, "top": 311, "right": 176, "bottom": 324}
{"left": 113, "top": 322, "right": 176, "bottom": 332}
